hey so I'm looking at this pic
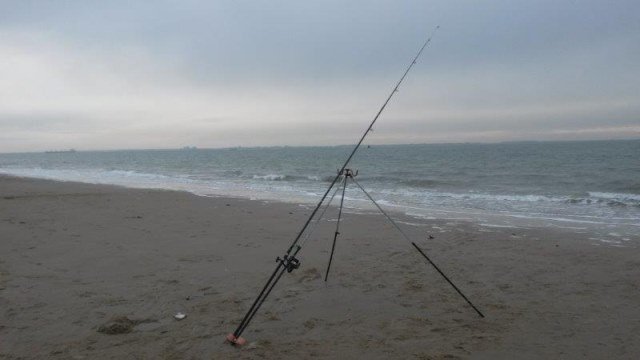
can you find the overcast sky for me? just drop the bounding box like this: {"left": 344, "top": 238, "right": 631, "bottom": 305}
{"left": 1, "top": 0, "right": 639, "bottom": 152}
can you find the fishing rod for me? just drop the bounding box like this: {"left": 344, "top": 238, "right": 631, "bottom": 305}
{"left": 227, "top": 26, "right": 445, "bottom": 345}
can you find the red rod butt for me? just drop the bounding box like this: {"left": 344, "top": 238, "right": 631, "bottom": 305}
{"left": 226, "top": 333, "right": 247, "bottom": 346}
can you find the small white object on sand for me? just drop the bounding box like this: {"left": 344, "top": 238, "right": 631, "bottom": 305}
{"left": 174, "top": 312, "right": 187, "bottom": 320}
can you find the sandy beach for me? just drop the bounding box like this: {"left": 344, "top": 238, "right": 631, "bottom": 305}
{"left": 1, "top": 175, "right": 639, "bottom": 359}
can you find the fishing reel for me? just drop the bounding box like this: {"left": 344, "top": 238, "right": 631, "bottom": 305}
{"left": 276, "top": 254, "right": 300, "bottom": 273}
{"left": 337, "top": 168, "right": 358, "bottom": 178}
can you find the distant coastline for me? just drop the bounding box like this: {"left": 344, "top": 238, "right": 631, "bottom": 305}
{"left": 1, "top": 137, "right": 638, "bottom": 155}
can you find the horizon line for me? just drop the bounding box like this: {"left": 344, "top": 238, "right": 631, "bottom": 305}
{"left": 1, "top": 137, "right": 639, "bottom": 155}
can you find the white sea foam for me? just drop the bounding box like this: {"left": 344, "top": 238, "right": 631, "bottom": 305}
{"left": 589, "top": 192, "right": 640, "bottom": 201}
{"left": 2, "top": 163, "right": 639, "bottom": 241}
{"left": 0, "top": 167, "right": 236, "bottom": 200}
{"left": 479, "top": 223, "right": 519, "bottom": 228}
{"left": 252, "top": 174, "right": 287, "bottom": 181}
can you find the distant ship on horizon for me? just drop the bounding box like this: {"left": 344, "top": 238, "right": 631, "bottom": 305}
{"left": 44, "top": 149, "right": 77, "bottom": 154}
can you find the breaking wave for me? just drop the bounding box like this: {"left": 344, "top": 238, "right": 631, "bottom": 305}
{"left": 2, "top": 167, "right": 639, "bottom": 210}
{"left": 251, "top": 174, "right": 321, "bottom": 181}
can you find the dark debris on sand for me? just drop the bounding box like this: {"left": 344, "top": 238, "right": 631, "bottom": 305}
{"left": 97, "top": 316, "right": 137, "bottom": 335}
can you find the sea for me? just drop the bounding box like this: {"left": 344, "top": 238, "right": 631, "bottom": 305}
{"left": 1, "top": 140, "right": 638, "bottom": 243}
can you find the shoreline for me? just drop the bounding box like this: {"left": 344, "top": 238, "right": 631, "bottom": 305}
{"left": 1, "top": 175, "right": 639, "bottom": 359}
{"left": 1, "top": 173, "right": 636, "bottom": 246}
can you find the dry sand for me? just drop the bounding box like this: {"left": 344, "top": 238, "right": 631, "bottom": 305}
{"left": 1, "top": 175, "right": 639, "bottom": 359}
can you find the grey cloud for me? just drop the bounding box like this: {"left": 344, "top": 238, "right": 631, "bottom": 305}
{"left": 5, "top": 1, "right": 639, "bottom": 78}
{"left": 0, "top": 0, "right": 639, "bottom": 152}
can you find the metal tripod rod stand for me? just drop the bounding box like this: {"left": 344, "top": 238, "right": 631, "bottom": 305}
{"left": 226, "top": 26, "right": 450, "bottom": 345}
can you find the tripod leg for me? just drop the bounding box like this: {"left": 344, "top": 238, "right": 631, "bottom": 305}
{"left": 350, "top": 178, "right": 485, "bottom": 318}
{"left": 324, "top": 175, "right": 349, "bottom": 282}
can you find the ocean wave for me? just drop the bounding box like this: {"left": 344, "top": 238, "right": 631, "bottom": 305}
{"left": 252, "top": 174, "right": 289, "bottom": 181}
{"left": 0, "top": 167, "right": 194, "bottom": 185}
{"left": 372, "top": 185, "right": 640, "bottom": 208}
{"left": 250, "top": 173, "right": 323, "bottom": 182}
{"left": 588, "top": 191, "right": 640, "bottom": 202}
{"left": 562, "top": 192, "right": 640, "bottom": 207}
{"left": 377, "top": 187, "right": 560, "bottom": 203}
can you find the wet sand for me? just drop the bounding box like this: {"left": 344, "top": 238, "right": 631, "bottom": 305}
{"left": 1, "top": 175, "right": 639, "bottom": 359}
